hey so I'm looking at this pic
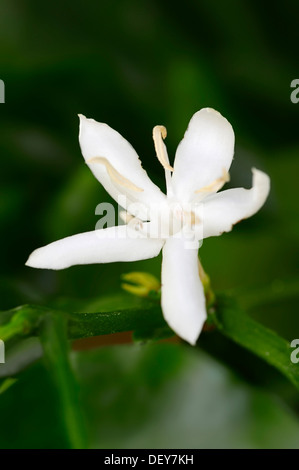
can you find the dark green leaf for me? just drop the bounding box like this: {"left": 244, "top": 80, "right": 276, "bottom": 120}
{"left": 209, "top": 295, "right": 299, "bottom": 391}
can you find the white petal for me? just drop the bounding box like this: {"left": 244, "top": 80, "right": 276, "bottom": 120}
{"left": 172, "top": 108, "right": 235, "bottom": 202}
{"left": 79, "top": 115, "right": 166, "bottom": 219}
{"left": 161, "top": 237, "right": 207, "bottom": 345}
{"left": 26, "top": 225, "right": 164, "bottom": 270}
{"left": 202, "top": 168, "right": 270, "bottom": 238}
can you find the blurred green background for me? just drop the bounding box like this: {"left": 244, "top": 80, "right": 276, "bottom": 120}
{"left": 0, "top": 0, "right": 299, "bottom": 449}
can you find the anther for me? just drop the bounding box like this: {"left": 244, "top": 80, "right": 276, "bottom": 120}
{"left": 195, "top": 168, "right": 230, "bottom": 194}
{"left": 87, "top": 157, "right": 144, "bottom": 192}
{"left": 152, "top": 126, "right": 174, "bottom": 171}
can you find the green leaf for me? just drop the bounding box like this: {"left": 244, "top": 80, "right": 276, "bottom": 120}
{"left": 209, "top": 295, "right": 299, "bottom": 391}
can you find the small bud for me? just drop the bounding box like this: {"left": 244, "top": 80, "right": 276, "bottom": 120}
{"left": 121, "top": 272, "right": 160, "bottom": 298}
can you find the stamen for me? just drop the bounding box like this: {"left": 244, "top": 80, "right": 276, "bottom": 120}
{"left": 195, "top": 168, "right": 230, "bottom": 194}
{"left": 152, "top": 126, "right": 174, "bottom": 171}
{"left": 87, "top": 157, "right": 144, "bottom": 192}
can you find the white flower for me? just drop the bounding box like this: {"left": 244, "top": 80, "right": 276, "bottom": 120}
{"left": 26, "top": 108, "right": 270, "bottom": 345}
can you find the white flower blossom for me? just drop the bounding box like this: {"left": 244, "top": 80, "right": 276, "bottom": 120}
{"left": 26, "top": 108, "right": 270, "bottom": 345}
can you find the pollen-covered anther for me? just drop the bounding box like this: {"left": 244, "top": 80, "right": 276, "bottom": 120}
{"left": 152, "top": 125, "right": 174, "bottom": 172}
{"left": 87, "top": 157, "right": 144, "bottom": 192}
{"left": 195, "top": 168, "right": 230, "bottom": 194}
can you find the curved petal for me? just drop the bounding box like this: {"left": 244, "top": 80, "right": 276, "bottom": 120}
{"left": 79, "top": 115, "right": 166, "bottom": 220}
{"left": 202, "top": 168, "right": 270, "bottom": 238}
{"left": 161, "top": 237, "right": 207, "bottom": 345}
{"left": 26, "top": 225, "right": 164, "bottom": 270}
{"left": 172, "top": 108, "right": 235, "bottom": 202}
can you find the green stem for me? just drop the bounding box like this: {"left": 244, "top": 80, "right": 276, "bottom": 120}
{"left": 40, "top": 312, "right": 87, "bottom": 449}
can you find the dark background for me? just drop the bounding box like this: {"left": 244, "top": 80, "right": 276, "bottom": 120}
{"left": 0, "top": 0, "right": 299, "bottom": 448}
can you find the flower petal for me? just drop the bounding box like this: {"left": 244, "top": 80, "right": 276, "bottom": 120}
{"left": 25, "top": 225, "right": 164, "bottom": 270}
{"left": 79, "top": 115, "right": 166, "bottom": 219}
{"left": 161, "top": 237, "right": 207, "bottom": 345}
{"left": 172, "top": 108, "right": 235, "bottom": 202}
{"left": 202, "top": 168, "right": 270, "bottom": 238}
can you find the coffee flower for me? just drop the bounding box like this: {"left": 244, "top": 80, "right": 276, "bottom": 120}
{"left": 26, "top": 108, "right": 270, "bottom": 345}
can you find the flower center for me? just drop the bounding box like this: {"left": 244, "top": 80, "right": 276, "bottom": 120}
{"left": 127, "top": 201, "right": 201, "bottom": 240}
